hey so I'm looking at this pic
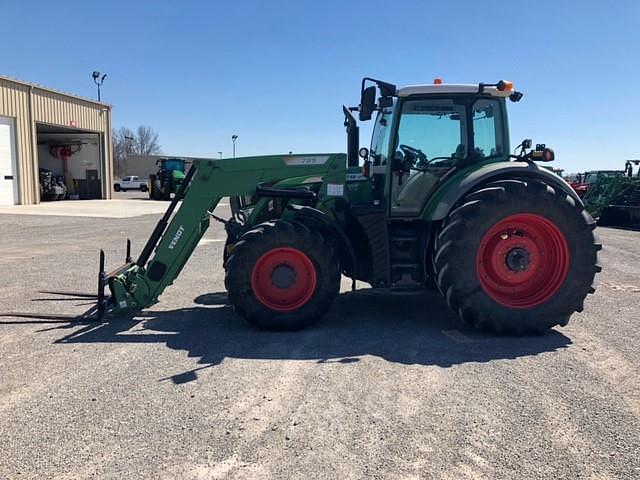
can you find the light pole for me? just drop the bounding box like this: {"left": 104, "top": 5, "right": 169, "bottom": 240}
{"left": 231, "top": 134, "right": 238, "bottom": 158}
{"left": 124, "top": 135, "right": 134, "bottom": 159}
{"left": 120, "top": 135, "right": 134, "bottom": 178}
{"left": 124, "top": 136, "right": 134, "bottom": 152}
{"left": 91, "top": 71, "right": 107, "bottom": 101}
{"left": 218, "top": 151, "right": 223, "bottom": 159}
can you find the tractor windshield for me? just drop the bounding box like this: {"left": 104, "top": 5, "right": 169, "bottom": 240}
{"left": 393, "top": 97, "right": 505, "bottom": 163}
{"left": 164, "top": 159, "right": 185, "bottom": 171}
{"left": 396, "top": 99, "right": 467, "bottom": 161}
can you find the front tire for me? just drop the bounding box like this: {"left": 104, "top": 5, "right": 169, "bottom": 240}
{"left": 225, "top": 220, "right": 340, "bottom": 330}
{"left": 162, "top": 180, "right": 171, "bottom": 201}
{"left": 433, "top": 179, "right": 601, "bottom": 335}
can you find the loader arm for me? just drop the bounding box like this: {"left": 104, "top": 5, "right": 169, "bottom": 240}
{"left": 104, "top": 154, "right": 346, "bottom": 316}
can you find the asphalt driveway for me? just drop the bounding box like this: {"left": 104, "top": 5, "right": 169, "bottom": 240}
{"left": 0, "top": 204, "right": 638, "bottom": 479}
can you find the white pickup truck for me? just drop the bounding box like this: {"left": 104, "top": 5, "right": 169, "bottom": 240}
{"left": 113, "top": 176, "right": 148, "bottom": 192}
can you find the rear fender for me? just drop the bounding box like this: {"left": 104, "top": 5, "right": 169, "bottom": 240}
{"left": 422, "top": 161, "right": 582, "bottom": 221}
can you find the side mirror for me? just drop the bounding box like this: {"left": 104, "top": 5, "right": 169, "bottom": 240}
{"left": 522, "top": 139, "right": 532, "bottom": 150}
{"left": 358, "top": 147, "right": 369, "bottom": 160}
{"left": 359, "top": 86, "right": 376, "bottom": 121}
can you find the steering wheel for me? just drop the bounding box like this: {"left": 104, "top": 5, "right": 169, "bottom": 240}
{"left": 399, "top": 144, "right": 428, "bottom": 166}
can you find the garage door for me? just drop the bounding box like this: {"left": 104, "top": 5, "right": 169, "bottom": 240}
{"left": 0, "top": 116, "right": 18, "bottom": 205}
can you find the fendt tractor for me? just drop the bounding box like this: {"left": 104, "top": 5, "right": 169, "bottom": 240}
{"left": 49, "top": 79, "right": 604, "bottom": 334}
{"left": 148, "top": 157, "right": 188, "bottom": 200}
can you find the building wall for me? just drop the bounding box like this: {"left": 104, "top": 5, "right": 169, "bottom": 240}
{"left": 0, "top": 76, "right": 112, "bottom": 204}
{"left": 117, "top": 154, "right": 162, "bottom": 179}
{"left": 0, "top": 79, "right": 34, "bottom": 204}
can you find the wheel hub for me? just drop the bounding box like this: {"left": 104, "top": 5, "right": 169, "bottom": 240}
{"left": 271, "top": 264, "right": 297, "bottom": 289}
{"left": 505, "top": 247, "right": 530, "bottom": 272}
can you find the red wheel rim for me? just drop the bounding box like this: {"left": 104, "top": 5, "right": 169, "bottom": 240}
{"left": 251, "top": 248, "right": 317, "bottom": 312}
{"left": 476, "top": 213, "right": 570, "bottom": 308}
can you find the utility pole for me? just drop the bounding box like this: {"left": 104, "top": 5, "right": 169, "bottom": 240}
{"left": 231, "top": 135, "right": 238, "bottom": 158}
{"left": 119, "top": 135, "right": 134, "bottom": 178}
{"left": 91, "top": 71, "right": 107, "bottom": 101}
{"left": 124, "top": 136, "right": 135, "bottom": 153}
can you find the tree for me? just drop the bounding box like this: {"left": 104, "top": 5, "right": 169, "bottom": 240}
{"left": 112, "top": 126, "right": 162, "bottom": 178}
{"left": 135, "top": 125, "right": 161, "bottom": 156}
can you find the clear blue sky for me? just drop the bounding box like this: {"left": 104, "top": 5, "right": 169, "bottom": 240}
{"left": 2, "top": 0, "right": 639, "bottom": 172}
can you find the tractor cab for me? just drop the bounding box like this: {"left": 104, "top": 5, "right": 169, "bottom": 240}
{"left": 625, "top": 159, "right": 640, "bottom": 177}
{"left": 345, "top": 78, "right": 522, "bottom": 216}
{"left": 158, "top": 157, "right": 187, "bottom": 174}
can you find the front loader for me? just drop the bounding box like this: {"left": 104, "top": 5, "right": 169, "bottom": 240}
{"left": 36, "top": 78, "right": 603, "bottom": 335}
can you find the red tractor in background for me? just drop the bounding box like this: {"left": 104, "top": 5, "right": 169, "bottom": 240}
{"left": 569, "top": 170, "right": 624, "bottom": 198}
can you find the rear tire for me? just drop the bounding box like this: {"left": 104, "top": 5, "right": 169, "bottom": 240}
{"left": 151, "top": 179, "right": 163, "bottom": 200}
{"left": 225, "top": 220, "right": 340, "bottom": 330}
{"left": 114, "top": 184, "right": 121, "bottom": 192}
{"left": 433, "top": 179, "right": 601, "bottom": 335}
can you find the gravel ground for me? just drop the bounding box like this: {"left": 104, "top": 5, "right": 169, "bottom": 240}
{"left": 0, "top": 205, "right": 638, "bottom": 479}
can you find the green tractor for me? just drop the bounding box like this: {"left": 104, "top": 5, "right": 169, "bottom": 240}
{"left": 583, "top": 159, "right": 640, "bottom": 228}
{"left": 148, "top": 157, "right": 188, "bottom": 200}
{"left": 91, "top": 78, "right": 600, "bottom": 335}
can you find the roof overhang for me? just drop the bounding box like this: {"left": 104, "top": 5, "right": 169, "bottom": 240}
{"left": 397, "top": 84, "right": 512, "bottom": 98}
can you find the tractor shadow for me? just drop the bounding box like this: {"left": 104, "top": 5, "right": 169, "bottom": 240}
{"left": 53, "top": 288, "right": 572, "bottom": 383}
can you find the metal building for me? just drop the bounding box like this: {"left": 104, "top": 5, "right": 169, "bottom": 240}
{"left": 0, "top": 75, "right": 113, "bottom": 205}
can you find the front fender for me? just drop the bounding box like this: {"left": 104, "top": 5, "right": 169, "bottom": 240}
{"left": 423, "top": 161, "right": 581, "bottom": 221}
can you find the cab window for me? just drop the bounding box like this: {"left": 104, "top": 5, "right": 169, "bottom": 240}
{"left": 472, "top": 99, "right": 504, "bottom": 159}
{"left": 396, "top": 99, "right": 467, "bottom": 161}
{"left": 370, "top": 108, "right": 393, "bottom": 165}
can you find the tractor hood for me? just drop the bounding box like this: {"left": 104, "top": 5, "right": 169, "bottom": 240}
{"left": 172, "top": 170, "right": 186, "bottom": 180}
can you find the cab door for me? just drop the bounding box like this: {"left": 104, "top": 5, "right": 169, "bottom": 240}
{"left": 389, "top": 98, "right": 468, "bottom": 216}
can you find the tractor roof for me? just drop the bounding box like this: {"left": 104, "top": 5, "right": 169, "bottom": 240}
{"left": 397, "top": 83, "right": 513, "bottom": 98}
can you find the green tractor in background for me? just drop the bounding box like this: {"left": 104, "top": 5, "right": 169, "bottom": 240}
{"left": 93, "top": 78, "right": 600, "bottom": 336}
{"left": 148, "top": 157, "right": 189, "bottom": 200}
{"left": 583, "top": 159, "right": 640, "bottom": 228}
